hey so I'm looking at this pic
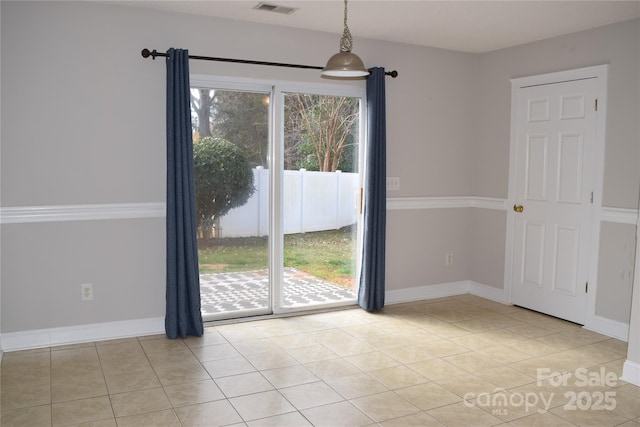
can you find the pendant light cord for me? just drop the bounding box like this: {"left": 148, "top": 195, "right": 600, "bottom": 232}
{"left": 340, "top": 0, "right": 353, "bottom": 52}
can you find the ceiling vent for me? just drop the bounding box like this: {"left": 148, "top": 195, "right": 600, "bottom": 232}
{"left": 253, "top": 2, "right": 299, "bottom": 15}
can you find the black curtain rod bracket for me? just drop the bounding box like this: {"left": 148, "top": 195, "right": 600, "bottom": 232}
{"left": 141, "top": 48, "right": 398, "bottom": 78}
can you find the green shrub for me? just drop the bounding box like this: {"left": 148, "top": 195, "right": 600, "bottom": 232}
{"left": 193, "top": 137, "right": 255, "bottom": 232}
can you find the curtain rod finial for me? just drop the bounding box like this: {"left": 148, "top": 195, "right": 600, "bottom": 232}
{"left": 386, "top": 70, "right": 398, "bottom": 78}
{"left": 141, "top": 48, "right": 158, "bottom": 59}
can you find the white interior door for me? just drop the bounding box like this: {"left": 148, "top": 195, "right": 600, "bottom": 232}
{"left": 511, "top": 77, "right": 598, "bottom": 325}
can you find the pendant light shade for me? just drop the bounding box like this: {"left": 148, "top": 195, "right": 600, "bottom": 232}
{"left": 321, "top": 0, "right": 369, "bottom": 78}
{"left": 322, "top": 52, "right": 369, "bottom": 78}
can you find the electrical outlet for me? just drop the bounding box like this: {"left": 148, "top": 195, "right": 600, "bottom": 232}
{"left": 81, "top": 283, "right": 93, "bottom": 301}
{"left": 445, "top": 252, "right": 454, "bottom": 266}
{"left": 386, "top": 177, "right": 400, "bottom": 191}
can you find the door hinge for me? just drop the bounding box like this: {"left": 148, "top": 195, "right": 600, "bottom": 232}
{"left": 594, "top": 99, "right": 598, "bottom": 111}
{"left": 585, "top": 282, "right": 589, "bottom": 293}
{"left": 590, "top": 192, "right": 594, "bottom": 204}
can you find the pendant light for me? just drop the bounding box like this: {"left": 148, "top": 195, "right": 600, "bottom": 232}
{"left": 321, "top": 0, "right": 369, "bottom": 78}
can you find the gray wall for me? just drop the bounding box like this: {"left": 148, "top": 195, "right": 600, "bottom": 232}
{"left": 386, "top": 209, "right": 472, "bottom": 288}
{"left": 596, "top": 222, "right": 637, "bottom": 323}
{"left": 1, "top": 219, "right": 165, "bottom": 331}
{"left": 470, "top": 209, "right": 507, "bottom": 290}
{"left": 1, "top": 1, "right": 638, "bottom": 335}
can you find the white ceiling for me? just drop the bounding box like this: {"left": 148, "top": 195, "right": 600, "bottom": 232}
{"left": 119, "top": 0, "right": 639, "bottom": 53}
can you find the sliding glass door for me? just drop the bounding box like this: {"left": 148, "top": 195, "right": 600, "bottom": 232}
{"left": 280, "top": 92, "right": 361, "bottom": 310}
{"left": 191, "top": 77, "right": 364, "bottom": 321}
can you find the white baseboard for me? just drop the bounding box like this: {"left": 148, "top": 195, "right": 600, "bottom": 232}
{"left": 1, "top": 317, "right": 164, "bottom": 352}
{"left": 4, "top": 281, "right": 487, "bottom": 352}
{"left": 583, "top": 315, "right": 629, "bottom": 342}
{"left": 621, "top": 360, "right": 640, "bottom": 387}
{"left": 385, "top": 281, "right": 472, "bottom": 305}
{"left": 468, "top": 281, "right": 507, "bottom": 303}
{"left": 386, "top": 280, "right": 506, "bottom": 305}
{"left": 1, "top": 283, "right": 626, "bottom": 352}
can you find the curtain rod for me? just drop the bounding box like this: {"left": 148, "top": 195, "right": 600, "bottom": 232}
{"left": 141, "top": 48, "right": 398, "bottom": 78}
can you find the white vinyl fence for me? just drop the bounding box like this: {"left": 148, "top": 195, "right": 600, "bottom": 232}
{"left": 219, "top": 168, "right": 359, "bottom": 237}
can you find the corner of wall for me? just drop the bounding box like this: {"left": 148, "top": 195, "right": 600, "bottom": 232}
{"left": 621, "top": 360, "right": 640, "bottom": 387}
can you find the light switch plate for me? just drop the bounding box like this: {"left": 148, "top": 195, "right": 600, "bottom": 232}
{"left": 386, "top": 177, "right": 400, "bottom": 191}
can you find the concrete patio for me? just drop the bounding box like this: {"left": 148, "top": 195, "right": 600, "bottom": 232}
{"left": 200, "top": 267, "right": 357, "bottom": 316}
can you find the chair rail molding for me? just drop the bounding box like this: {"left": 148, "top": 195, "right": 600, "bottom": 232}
{"left": 2, "top": 199, "right": 636, "bottom": 225}
{"left": 386, "top": 196, "right": 507, "bottom": 211}
{"left": 0, "top": 202, "right": 165, "bottom": 224}
{"left": 600, "top": 207, "right": 639, "bottom": 224}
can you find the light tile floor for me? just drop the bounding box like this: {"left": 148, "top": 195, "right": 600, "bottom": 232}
{"left": 2, "top": 294, "right": 639, "bottom": 427}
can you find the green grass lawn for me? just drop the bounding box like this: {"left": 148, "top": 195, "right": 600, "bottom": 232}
{"left": 197, "top": 227, "right": 356, "bottom": 287}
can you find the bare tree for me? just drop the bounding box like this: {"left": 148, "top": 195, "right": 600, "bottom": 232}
{"left": 289, "top": 94, "right": 358, "bottom": 172}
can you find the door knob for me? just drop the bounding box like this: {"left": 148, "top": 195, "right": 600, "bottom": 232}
{"left": 513, "top": 204, "right": 524, "bottom": 213}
